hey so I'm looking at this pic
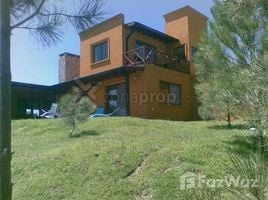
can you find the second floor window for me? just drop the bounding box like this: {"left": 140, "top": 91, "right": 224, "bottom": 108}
{"left": 93, "top": 41, "right": 108, "bottom": 63}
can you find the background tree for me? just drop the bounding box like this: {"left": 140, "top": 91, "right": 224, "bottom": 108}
{"left": 194, "top": 1, "right": 268, "bottom": 199}
{"left": 195, "top": 32, "right": 238, "bottom": 127}
{"left": 0, "top": 0, "right": 105, "bottom": 199}
{"left": 194, "top": 0, "right": 268, "bottom": 152}
{"left": 59, "top": 87, "right": 97, "bottom": 137}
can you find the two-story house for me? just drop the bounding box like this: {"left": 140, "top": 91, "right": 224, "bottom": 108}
{"left": 11, "top": 6, "right": 207, "bottom": 120}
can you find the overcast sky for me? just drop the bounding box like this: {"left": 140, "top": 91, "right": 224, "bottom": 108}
{"left": 11, "top": 0, "right": 214, "bottom": 85}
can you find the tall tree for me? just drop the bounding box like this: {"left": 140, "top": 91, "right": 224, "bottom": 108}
{"left": 0, "top": 1, "right": 104, "bottom": 199}
{"left": 194, "top": 30, "right": 237, "bottom": 127}
{"left": 194, "top": 1, "right": 268, "bottom": 198}
{"left": 195, "top": 0, "right": 268, "bottom": 152}
{"left": 0, "top": 1, "right": 12, "bottom": 199}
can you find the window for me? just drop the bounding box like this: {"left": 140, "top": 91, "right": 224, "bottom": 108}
{"left": 106, "top": 84, "right": 126, "bottom": 116}
{"left": 93, "top": 40, "right": 108, "bottom": 63}
{"left": 160, "top": 81, "right": 181, "bottom": 105}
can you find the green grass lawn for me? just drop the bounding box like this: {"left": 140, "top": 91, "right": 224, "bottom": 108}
{"left": 11, "top": 117, "right": 254, "bottom": 200}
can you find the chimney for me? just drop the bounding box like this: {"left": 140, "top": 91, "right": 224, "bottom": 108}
{"left": 164, "top": 6, "right": 208, "bottom": 63}
{"left": 58, "top": 52, "right": 80, "bottom": 83}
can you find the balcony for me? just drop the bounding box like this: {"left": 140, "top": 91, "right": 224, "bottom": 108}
{"left": 123, "top": 46, "right": 191, "bottom": 74}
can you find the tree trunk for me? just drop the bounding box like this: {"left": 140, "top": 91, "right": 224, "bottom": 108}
{"left": 257, "top": 129, "right": 265, "bottom": 156}
{"left": 69, "top": 121, "right": 76, "bottom": 137}
{"left": 227, "top": 105, "right": 232, "bottom": 128}
{"left": 227, "top": 111, "right": 231, "bottom": 128}
{"left": 0, "top": 0, "right": 12, "bottom": 200}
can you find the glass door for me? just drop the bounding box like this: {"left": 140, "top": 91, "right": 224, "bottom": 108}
{"left": 107, "top": 84, "right": 127, "bottom": 116}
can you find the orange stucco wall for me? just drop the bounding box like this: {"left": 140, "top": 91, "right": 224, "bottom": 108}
{"left": 89, "top": 64, "right": 197, "bottom": 121}
{"left": 128, "top": 65, "right": 197, "bottom": 120}
{"left": 79, "top": 14, "right": 125, "bottom": 78}
{"left": 164, "top": 6, "right": 208, "bottom": 72}
{"left": 129, "top": 70, "right": 148, "bottom": 118}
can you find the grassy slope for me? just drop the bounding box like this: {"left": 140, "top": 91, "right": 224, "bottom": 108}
{"left": 12, "top": 118, "right": 252, "bottom": 200}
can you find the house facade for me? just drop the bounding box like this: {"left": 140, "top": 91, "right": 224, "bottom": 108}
{"left": 12, "top": 6, "right": 207, "bottom": 120}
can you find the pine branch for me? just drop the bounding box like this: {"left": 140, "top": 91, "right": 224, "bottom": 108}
{"left": 10, "top": 0, "right": 105, "bottom": 47}
{"left": 11, "top": 0, "right": 46, "bottom": 29}
{"left": 37, "top": 0, "right": 105, "bottom": 31}
{"left": 223, "top": 0, "right": 259, "bottom": 7}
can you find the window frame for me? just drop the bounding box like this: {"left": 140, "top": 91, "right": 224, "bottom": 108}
{"left": 91, "top": 39, "right": 110, "bottom": 64}
{"left": 159, "top": 81, "right": 182, "bottom": 105}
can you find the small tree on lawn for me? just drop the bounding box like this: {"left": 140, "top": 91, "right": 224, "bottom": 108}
{"left": 59, "top": 87, "right": 97, "bottom": 137}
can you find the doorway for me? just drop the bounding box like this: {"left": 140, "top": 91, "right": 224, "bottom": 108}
{"left": 106, "top": 83, "right": 127, "bottom": 116}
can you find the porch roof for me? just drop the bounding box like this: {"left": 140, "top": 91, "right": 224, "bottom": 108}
{"left": 12, "top": 66, "right": 143, "bottom": 91}
{"left": 12, "top": 81, "right": 52, "bottom": 91}
{"left": 125, "top": 22, "right": 179, "bottom": 43}
{"left": 51, "top": 65, "right": 143, "bottom": 90}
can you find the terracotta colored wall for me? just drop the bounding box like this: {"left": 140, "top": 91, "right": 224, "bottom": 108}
{"left": 165, "top": 15, "right": 190, "bottom": 45}
{"left": 89, "top": 65, "right": 197, "bottom": 120}
{"left": 79, "top": 14, "right": 125, "bottom": 78}
{"left": 164, "top": 6, "right": 208, "bottom": 73}
{"left": 128, "top": 65, "right": 197, "bottom": 120}
{"left": 129, "top": 71, "right": 148, "bottom": 118}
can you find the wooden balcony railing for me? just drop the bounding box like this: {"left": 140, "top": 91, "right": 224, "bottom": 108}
{"left": 123, "top": 46, "right": 191, "bottom": 74}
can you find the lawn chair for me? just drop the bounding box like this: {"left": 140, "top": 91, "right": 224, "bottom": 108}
{"left": 41, "top": 103, "right": 58, "bottom": 119}
{"left": 89, "top": 107, "right": 120, "bottom": 118}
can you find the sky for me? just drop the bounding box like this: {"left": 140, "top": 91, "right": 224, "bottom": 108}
{"left": 11, "top": 0, "right": 215, "bottom": 86}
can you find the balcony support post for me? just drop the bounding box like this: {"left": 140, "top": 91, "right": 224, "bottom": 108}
{"left": 124, "top": 73, "right": 130, "bottom": 116}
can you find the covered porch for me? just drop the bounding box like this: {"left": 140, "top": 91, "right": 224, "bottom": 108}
{"left": 123, "top": 46, "right": 191, "bottom": 74}
{"left": 11, "top": 66, "right": 143, "bottom": 119}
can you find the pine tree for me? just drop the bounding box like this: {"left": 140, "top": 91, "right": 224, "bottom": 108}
{"left": 0, "top": 1, "right": 104, "bottom": 199}
{"left": 194, "top": 1, "right": 268, "bottom": 199}
{"left": 195, "top": 0, "right": 268, "bottom": 152}
{"left": 59, "top": 87, "right": 97, "bottom": 137}
{"left": 194, "top": 31, "right": 237, "bottom": 127}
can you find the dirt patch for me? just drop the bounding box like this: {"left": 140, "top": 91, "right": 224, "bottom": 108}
{"left": 125, "top": 153, "right": 150, "bottom": 178}
{"left": 131, "top": 154, "right": 150, "bottom": 176}
{"left": 136, "top": 191, "right": 153, "bottom": 200}
{"left": 47, "top": 186, "right": 62, "bottom": 194}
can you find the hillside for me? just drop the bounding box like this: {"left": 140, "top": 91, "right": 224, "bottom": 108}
{"left": 12, "top": 118, "right": 251, "bottom": 200}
